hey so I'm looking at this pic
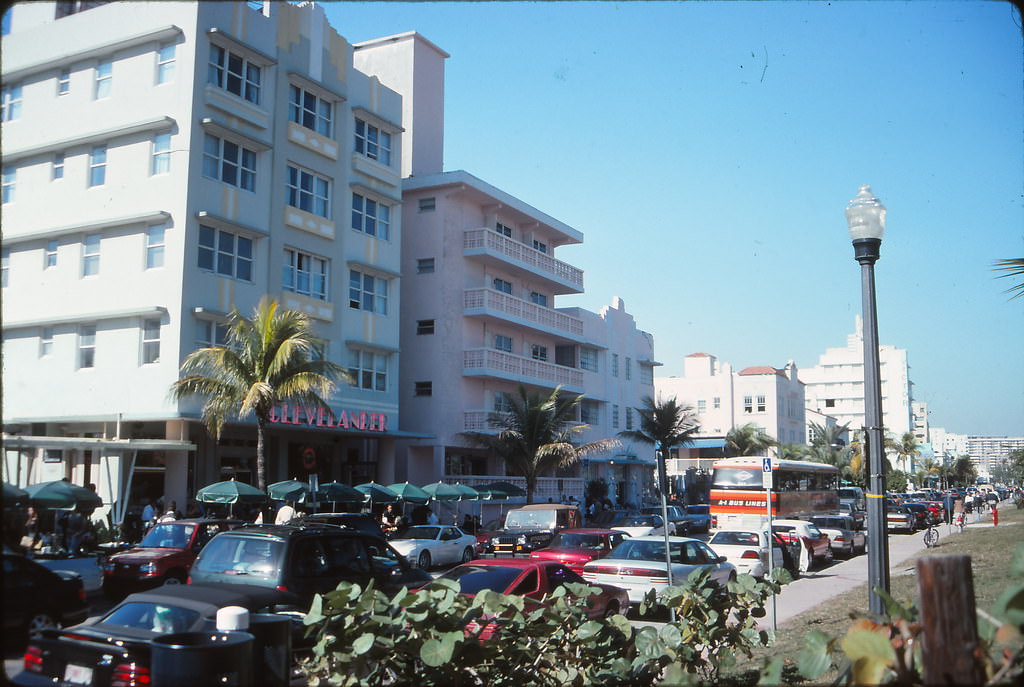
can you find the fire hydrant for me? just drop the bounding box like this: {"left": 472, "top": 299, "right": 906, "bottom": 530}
{"left": 992, "top": 504, "right": 999, "bottom": 526}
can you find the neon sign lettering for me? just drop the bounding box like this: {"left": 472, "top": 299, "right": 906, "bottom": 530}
{"left": 268, "top": 403, "right": 388, "bottom": 432}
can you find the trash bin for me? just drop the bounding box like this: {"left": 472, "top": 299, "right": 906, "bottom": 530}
{"left": 151, "top": 631, "right": 253, "bottom": 687}
{"left": 248, "top": 614, "right": 293, "bottom": 687}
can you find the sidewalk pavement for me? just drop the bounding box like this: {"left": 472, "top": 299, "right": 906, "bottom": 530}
{"left": 761, "top": 518, "right": 997, "bottom": 630}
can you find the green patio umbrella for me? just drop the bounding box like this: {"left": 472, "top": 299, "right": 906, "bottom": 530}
{"left": 421, "top": 482, "right": 465, "bottom": 502}
{"left": 24, "top": 480, "right": 102, "bottom": 509}
{"left": 196, "top": 479, "right": 267, "bottom": 505}
{"left": 315, "top": 482, "right": 365, "bottom": 505}
{"left": 387, "top": 482, "right": 430, "bottom": 505}
{"left": 3, "top": 482, "right": 28, "bottom": 505}
{"left": 451, "top": 483, "right": 480, "bottom": 501}
{"left": 267, "top": 479, "right": 310, "bottom": 503}
{"left": 355, "top": 482, "right": 398, "bottom": 505}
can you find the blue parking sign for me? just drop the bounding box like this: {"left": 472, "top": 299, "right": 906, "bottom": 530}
{"left": 762, "top": 458, "right": 772, "bottom": 473}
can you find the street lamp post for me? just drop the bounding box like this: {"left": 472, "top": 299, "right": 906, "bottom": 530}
{"left": 846, "top": 185, "right": 890, "bottom": 616}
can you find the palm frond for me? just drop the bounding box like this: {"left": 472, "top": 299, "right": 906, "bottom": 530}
{"left": 993, "top": 257, "right": 1024, "bottom": 300}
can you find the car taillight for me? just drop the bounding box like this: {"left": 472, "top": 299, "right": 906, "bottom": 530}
{"left": 740, "top": 550, "right": 761, "bottom": 560}
{"left": 112, "top": 662, "right": 151, "bottom": 687}
{"left": 834, "top": 535, "right": 846, "bottom": 543}
{"left": 78, "top": 586, "right": 87, "bottom": 602}
{"left": 23, "top": 645, "right": 43, "bottom": 673}
{"left": 276, "top": 584, "right": 289, "bottom": 592}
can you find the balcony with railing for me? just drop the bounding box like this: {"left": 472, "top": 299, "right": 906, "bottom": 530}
{"left": 464, "top": 228, "right": 584, "bottom": 293}
{"left": 463, "top": 348, "right": 584, "bottom": 390}
{"left": 463, "top": 288, "right": 584, "bottom": 339}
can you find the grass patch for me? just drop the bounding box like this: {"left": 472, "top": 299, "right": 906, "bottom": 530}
{"left": 723, "top": 505, "right": 1024, "bottom": 685}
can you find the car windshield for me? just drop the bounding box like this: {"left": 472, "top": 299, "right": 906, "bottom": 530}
{"left": 101, "top": 602, "right": 201, "bottom": 635}
{"left": 397, "top": 526, "right": 440, "bottom": 540}
{"left": 610, "top": 539, "right": 687, "bottom": 564}
{"left": 505, "top": 510, "right": 555, "bottom": 529}
{"left": 614, "top": 515, "right": 656, "bottom": 527}
{"left": 710, "top": 531, "right": 760, "bottom": 546}
{"left": 438, "top": 565, "right": 523, "bottom": 595}
{"left": 550, "top": 533, "right": 604, "bottom": 550}
{"left": 686, "top": 506, "right": 709, "bottom": 515}
{"left": 192, "top": 535, "right": 285, "bottom": 579}
{"left": 139, "top": 523, "right": 195, "bottom": 549}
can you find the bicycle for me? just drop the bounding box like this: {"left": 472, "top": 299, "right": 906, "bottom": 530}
{"left": 923, "top": 524, "right": 939, "bottom": 548}
{"left": 954, "top": 512, "right": 965, "bottom": 533}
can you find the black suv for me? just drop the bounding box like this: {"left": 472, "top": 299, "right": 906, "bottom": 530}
{"left": 188, "top": 522, "right": 432, "bottom": 603}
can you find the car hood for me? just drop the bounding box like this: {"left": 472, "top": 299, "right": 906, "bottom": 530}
{"left": 109, "top": 548, "right": 182, "bottom": 563}
{"left": 531, "top": 548, "right": 600, "bottom": 562}
{"left": 389, "top": 540, "right": 425, "bottom": 553}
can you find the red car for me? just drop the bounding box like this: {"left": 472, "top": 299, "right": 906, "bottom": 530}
{"left": 528, "top": 528, "right": 629, "bottom": 574}
{"left": 434, "top": 559, "right": 629, "bottom": 638}
{"left": 102, "top": 518, "right": 242, "bottom": 598}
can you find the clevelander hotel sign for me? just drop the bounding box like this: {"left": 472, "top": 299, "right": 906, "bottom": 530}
{"left": 268, "top": 403, "right": 388, "bottom": 432}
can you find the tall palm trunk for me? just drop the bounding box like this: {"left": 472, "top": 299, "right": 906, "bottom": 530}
{"left": 256, "top": 414, "right": 268, "bottom": 492}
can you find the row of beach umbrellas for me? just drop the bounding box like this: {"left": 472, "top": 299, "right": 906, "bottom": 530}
{"left": 3, "top": 480, "right": 103, "bottom": 510}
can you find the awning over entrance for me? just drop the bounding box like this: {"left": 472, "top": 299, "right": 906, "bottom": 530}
{"left": 2, "top": 434, "right": 195, "bottom": 452}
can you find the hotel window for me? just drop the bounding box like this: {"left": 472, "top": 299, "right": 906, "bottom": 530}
{"left": 612, "top": 405, "right": 620, "bottom": 430}
{"left": 713, "top": 397, "right": 721, "bottom": 409}
{"left": 530, "top": 344, "right": 548, "bottom": 362}
{"left": 529, "top": 291, "right": 547, "bottom": 307}
{"left": 208, "top": 44, "right": 261, "bottom": 104}
{"left": 612, "top": 353, "right": 619, "bottom": 377}
{"left": 347, "top": 349, "right": 387, "bottom": 391}
{"left": 53, "top": 153, "right": 65, "bottom": 180}
{"left": 495, "top": 222, "right": 512, "bottom": 238}
{"left": 94, "top": 60, "right": 111, "bottom": 99}
{"left": 626, "top": 407, "right": 634, "bottom": 431}
{"left": 625, "top": 357, "right": 632, "bottom": 380}
{"left": 354, "top": 118, "right": 391, "bottom": 165}
{"left": 757, "top": 395, "right": 766, "bottom": 412}
{"left": 580, "top": 347, "right": 598, "bottom": 372}
{"left": 286, "top": 165, "right": 330, "bottom": 218}
{"left": 156, "top": 43, "right": 176, "bottom": 84}
{"left": 351, "top": 193, "right": 390, "bottom": 239}
{"left": 1, "top": 84, "right": 22, "bottom": 121}
{"left": 414, "top": 381, "right": 432, "bottom": 397}
{"left": 416, "top": 319, "right": 434, "bottom": 335}
{"left": 697, "top": 399, "right": 706, "bottom": 413}
{"left": 418, "top": 197, "right": 435, "bottom": 212}
{"left": 58, "top": 68, "right": 71, "bottom": 95}
{"left": 152, "top": 133, "right": 171, "bottom": 175}
{"left": 89, "top": 145, "right": 106, "bottom": 187}
{"left": 743, "top": 395, "right": 753, "bottom": 413}
{"left": 349, "top": 269, "right": 388, "bottom": 314}
{"left": 289, "top": 85, "right": 332, "bottom": 136}
{"left": 416, "top": 258, "right": 435, "bottom": 274}
{"left": 494, "top": 334, "right": 513, "bottom": 353}
{"left": 79, "top": 324, "right": 96, "bottom": 369}
{"left": 45, "top": 240, "right": 58, "bottom": 268}
{"left": 2, "top": 168, "right": 14, "bottom": 204}
{"left": 532, "top": 239, "right": 547, "bottom": 254}
{"left": 141, "top": 319, "right": 160, "bottom": 364}
{"left": 56, "top": 1, "right": 111, "bottom": 19}
{"left": 639, "top": 364, "right": 653, "bottom": 385}
{"left": 196, "top": 320, "right": 229, "bottom": 348}
{"left": 40, "top": 327, "right": 54, "bottom": 357}
{"left": 82, "top": 234, "right": 100, "bottom": 276}
{"left": 492, "top": 278, "right": 512, "bottom": 294}
{"left": 494, "top": 391, "right": 514, "bottom": 413}
{"left": 825, "top": 399, "right": 836, "bottom": 408}
{"left": 283, "top": 248, "right": 328, "bottom": 301}
{"left": 198, "top": 225, "right": 253, "bottom": 281}
{"left": 203, "top": 134, "right": 256, "bottom": 191}
{"left": 146, "top": 225, "right": 165, "bottom": 269}
{"left": 580, "top": 401, "right": 599, "bottom": 425}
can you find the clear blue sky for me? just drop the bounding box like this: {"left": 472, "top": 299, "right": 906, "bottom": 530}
{"left": 324, "top": 1, "right": 1024, "bottom": 438}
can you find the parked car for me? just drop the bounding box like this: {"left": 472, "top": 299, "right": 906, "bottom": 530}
{"left": 586, "top": 509, "right": 630, "bottom": 529}
{"left": 489, "top": 504, "right": 582, "bottom": 556}
{"left": 581, "top": 536, "right": 736, "bottom": 605}
{"left": 292, "top": 512, "right": 385, "bottom": 538}
{"left": 681, "top": 504, "right": 712, "bottom": 534}
{"left": 473, "top": 518, "right": 504, "bottom": 555}
{"left": 902, "top": 503, "right": 931, "bottom": 529}
{"left": 913, "top": 501, "right": 946, "bottom": 525}
{"left": 837, "top": 502, "right": 866, "bottom": 531}
{"left": 640, "top": 505, "right": 690, "bottom": 535}
{"left": 771, "top": 520, "right": 832, "bottom": 572}
{"left": 809, "top": 515, "right": 867, "bottom": 558}
{"left": 387, "top": 525, "right": 477, "bottom": 569}
{"left": 12, "top": 583, "right": 305, "bottom": 687}
{"left": 101, "top": 518, "right": 242, "bottom": 598}
{"left": 435, "top": 559, "right": 629, "bottom": 638}
{"left": 188, "top": 522, "right": 432, "bottom": 604}
{"left": 3, "top": 550, "right": 89, "bottom": 647}
{"left": 706, "top": 529, "right": 786, "bottom": 579}
{"left": 529, "top": 528, "right": 630, "bottom": 574}
{"left": 886, "top": 505, "right": 916, "bottom": 533}
{"left": 610, "top": 513, "right": 667, "bottom": 538}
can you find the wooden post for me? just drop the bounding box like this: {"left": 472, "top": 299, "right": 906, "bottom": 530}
{"left": 916, "top": 555, "right": 985, "bottom": 685}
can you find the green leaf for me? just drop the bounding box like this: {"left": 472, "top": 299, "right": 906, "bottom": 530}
{"left": 420, "top": 635, "right": 455, "bottom": 667}
{"left": 798, "top": 629, "right": 834, "bottom": 680}
{"left": 575, "top": 620, "right": 603, "bottom": 642}
{"left": 992, "top": 581, "right": 1024, "bottom": 629}
{"left": 759, "top": 656, "right": 785, "bottom": 685}
{"left": 305, "top": 594, "right": 325, "bottom": 625}
{"left": 351, "top": 632, "right": 375, "bottom": 656}
{"left": 841, "top": 628, "right": 895, "bottom": 684}
{"left": 1010, "top": 542, "right": 1024, "bottom": 577}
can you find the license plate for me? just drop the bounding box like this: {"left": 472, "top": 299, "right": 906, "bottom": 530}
{"left": 63, "top": 663, "right": 93, "bottom": 686}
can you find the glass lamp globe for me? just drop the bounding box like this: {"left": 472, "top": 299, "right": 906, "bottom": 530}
{"left": 845, "top": 185, "right": 887, "bottom": 241}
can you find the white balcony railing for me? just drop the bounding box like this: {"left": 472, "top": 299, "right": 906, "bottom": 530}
{"left": 464, "top": 229, "right": 583, "bottom": 290}
{"left": 464, "top": 288, "right": 584, "bottom": 337}
{"left": 463, "top": 348, "right": 584, "bottom": 389}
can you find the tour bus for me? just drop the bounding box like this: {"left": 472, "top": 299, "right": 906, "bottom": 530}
{"left": 709, "top": 457, "right": 840, "bottom": 531}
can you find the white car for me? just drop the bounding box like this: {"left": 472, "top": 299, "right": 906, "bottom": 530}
{"left": 610, "top": 514, "right": 667, "bottom": 538}
{"left": 707, "top": 529, "right": 785, "bottom": 579}
{"left": 581, "top": 535, "right": 736, "bottom": 605}
{"left": 388, "top": 525, "right": 477, "bottom": 569}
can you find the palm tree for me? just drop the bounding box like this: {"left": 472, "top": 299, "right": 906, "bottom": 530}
{"left": 918, "top": 457, "right": 942, "bottom": 490}
{"left": 724, "top": 423, "right": 777, "bottom": 457}
{"left": 891, "top": 431, "right": 921, "bottom": 477}
{"left": 807, "top": 421, "right": 851, "bottom": 471}
{"left": 460, "top": 385, "right": 619, "bottom": 504}
{"left": 618, "top": 396, "right": 701, "bottom": 495}
{"left": 993, "top": 257, "right": 1024, "bottom": 300}
{"left": 169, "top": 297, "right": 349, "bottom": 491}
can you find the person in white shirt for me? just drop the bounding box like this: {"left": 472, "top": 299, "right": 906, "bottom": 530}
{"left": 274, "top": 500, "right": 297, "bottom": 524}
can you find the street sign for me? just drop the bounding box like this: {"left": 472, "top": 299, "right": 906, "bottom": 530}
{"left": 762, "top": 458, "right": 773, "bottom": 488}
{"left": 762, "top": 458, "right": 772, "bottom": 473}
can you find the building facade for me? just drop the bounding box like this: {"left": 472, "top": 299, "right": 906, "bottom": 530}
{"left": 2, "top": 1, "right": 412, "bottom": 521}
